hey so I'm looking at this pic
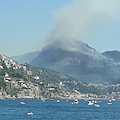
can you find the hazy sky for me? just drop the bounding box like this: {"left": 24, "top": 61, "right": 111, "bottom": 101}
{"left": 1, "top": 0, "right": 120, "bottom": 56}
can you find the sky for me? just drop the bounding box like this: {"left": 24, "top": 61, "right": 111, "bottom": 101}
{"left": 0, "top": 0, "right": 120, "bottom": 57}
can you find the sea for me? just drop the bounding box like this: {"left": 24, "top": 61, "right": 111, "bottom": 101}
{"left": 0, "top": 99, "right": 120, "bottom": 120}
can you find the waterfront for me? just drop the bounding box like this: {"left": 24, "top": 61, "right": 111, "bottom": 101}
{"left": 0, "top": 99, "right": 120, "bottom": 120}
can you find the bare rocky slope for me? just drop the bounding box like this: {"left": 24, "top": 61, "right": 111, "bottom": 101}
{"left": 30, "top": 41, "right": 120, "bottom": 84}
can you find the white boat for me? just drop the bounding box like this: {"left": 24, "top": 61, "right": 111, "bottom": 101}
{"left": 56, "top": 100, "right": 60, "bottom": 102}
{"left": 91, "top": 100, "right": 97, "bottom": 104}
{"left": 71, "top": 99, "right": 78, "bottom": 104}
{"left": 74, "top": 99, "right": 78, "bottom": 104}
{"left": 94, "top": 104, "right": 100, "bottom": 107}
{"left": 107, "top": 102, "right": 112, "bottom": 105}
{"left": 20, "top": 102, "right": 26, "bottom": 104}
{"left": 87, "top": 101, "right": 94, "bottom": 105}
{"left": 27, "top": 112, "right": 33, "bottom": 115}
{"left": 94, "top": 101, "right": 97, "bottom": 103}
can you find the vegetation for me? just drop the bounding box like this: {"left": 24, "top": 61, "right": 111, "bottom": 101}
{"left": 0, "top": 77, "right": 6, "bottom": 89}
{"left": 0, "top": 59, "right": 103, "bottom": 98}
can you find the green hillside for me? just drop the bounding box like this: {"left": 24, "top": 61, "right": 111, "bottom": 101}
{"left": 0, "top": 55, "right": 102, "bottom": 99}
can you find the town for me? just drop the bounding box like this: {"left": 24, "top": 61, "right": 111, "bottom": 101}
{"left": 0, "top": 54, "right": 120, "bottom": 100}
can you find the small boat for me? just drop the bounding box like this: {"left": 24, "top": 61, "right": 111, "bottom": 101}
{"left": 56, "top": 100, "right": 60, "bottom": 102}
{"left": 74, "top": 99, "right": 78, "bottom": 104}
{"left": 71, "top": 99, "right": 78, "bottom": 104}
{"left": 94, "top": 101, "right": 97, "bottom": 103}
{"left": 20, "top": 102, "right": 26, "bottom": 104}
{"left": 27, "top": 112, "right": 33, "bottom": 115}
{"left": 94, "top": 104, "right": 100, "bottom": 107}
{"left": 87, "top": 101, "right": 94, "bottom": 105}
{"left": 107, "top": 102, "right": 112, "bottom": 105}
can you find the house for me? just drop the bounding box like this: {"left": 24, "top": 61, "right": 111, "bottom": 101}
{"left": 0, "top": 65, "right": 3, "bottom": 69}
{"left": 5, "top": 73, "right": 9, "bottom": 77}
{"left": 33, "top": 75, "right": 39, "bottom": 80}
{"left": 21, "top": 83, "right": 28, "bottom": 89}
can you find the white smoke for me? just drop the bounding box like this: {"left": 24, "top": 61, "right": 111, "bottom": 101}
{"left": 47, "top": 0, "right": 120, "bottom": 51}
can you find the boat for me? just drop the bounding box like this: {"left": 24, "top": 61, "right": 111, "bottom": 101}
{"left": 91, "top": 100, "right": 97, "bottom": 104}
{"left": 87, "top": 101, "right": 94, "bottom": 105}
{"left": 74, "top": 99, "right": 78, "bottom": 104}
{"left": 107, "top": 100, "right": 112, "bottom": 104}
{"left": 94, "top": 104, "right": 100, "bottom": 107}
{"left": 56, "top": 100, "right": 60, "bottom": 102}
{"left": 20, "top": 102, "right": 26, "bottom": 104}
{"left": 27, "top": 112, "right": 33, "bottom": 115}
{"left": 71, "top": 99, "right": 78, "bottom": 104}
{"left": 107, "top": 102, "right": 112, "bottom": 105}
{"left": 94, "top": 101, "right": 97, "bottom": 103}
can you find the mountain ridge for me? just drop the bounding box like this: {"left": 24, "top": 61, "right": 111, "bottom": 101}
{"left": 11, "top": 51, "right": 40, "bottom": 63}
{"left": 102, "top": 50, "right": 120, "bottom": 63}
{"left": 30, "top": 40, "right": 120, "bottom": 84}
{"left": 8, "top": 40, "right": 120, "bottom": 85}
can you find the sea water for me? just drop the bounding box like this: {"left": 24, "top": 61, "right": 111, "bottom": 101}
{"left": 0, "top": 99, "right": 120, "bottom": 120}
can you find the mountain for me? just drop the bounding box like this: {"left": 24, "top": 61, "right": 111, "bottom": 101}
{"left": 30, "top": 40, "right": 120, "bottom": 84}
{"left": 102, "top": 50, "right": 120, "bottom": 63}
{"left": 0, "top": 54, "right": 102, "bottom": 99}
{"left": 11, "top": 51, "right": 40, "bottom": 63}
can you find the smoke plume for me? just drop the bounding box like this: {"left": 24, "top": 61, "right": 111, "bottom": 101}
{"left": 47, "top": 0, "right": 120, "bottom": 51}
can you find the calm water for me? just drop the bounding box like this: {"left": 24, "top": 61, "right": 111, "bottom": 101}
{"left": 0, "top": 99, "right": 120, "bottom": 120}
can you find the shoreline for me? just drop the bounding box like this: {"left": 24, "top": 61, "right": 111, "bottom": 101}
{"left": 0, "top": 97, "right": 117, "bottom": 101}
